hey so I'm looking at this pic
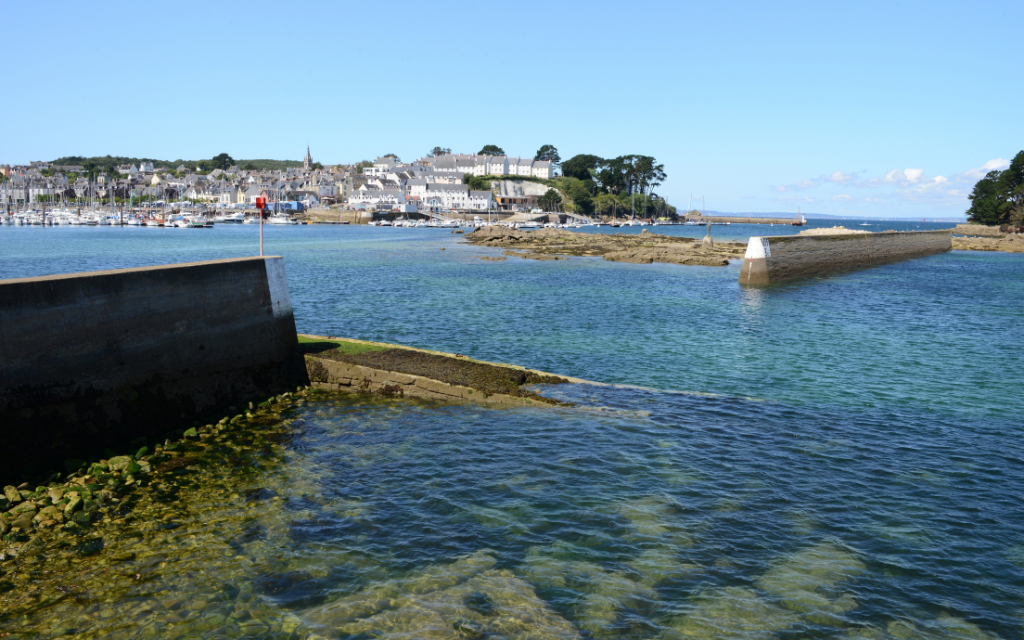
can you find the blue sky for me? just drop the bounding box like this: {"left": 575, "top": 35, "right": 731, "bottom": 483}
{"left": 3, "top": 0, "right": 1021, "bottom": 218}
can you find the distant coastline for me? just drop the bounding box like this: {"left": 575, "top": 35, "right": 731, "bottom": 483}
{"left": 700, "top": 210, "right": 967, "bottom": 223}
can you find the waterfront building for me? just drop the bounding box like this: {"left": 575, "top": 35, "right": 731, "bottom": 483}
{"left": 420, "top": 153, "right": 553, "bottom": 179}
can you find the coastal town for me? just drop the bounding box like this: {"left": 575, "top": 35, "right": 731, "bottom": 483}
{"left": 0, "top": 148, "right": 567, "bottom": 219}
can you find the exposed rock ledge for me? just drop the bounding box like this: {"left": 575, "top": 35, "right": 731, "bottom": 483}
{"left": 465, "top": 226, "right": 744, "bottom": 266}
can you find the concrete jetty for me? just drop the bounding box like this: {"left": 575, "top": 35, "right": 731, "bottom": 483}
{"left": 686, "top": 213, "right": 804, "bottom": 225}
{"left": 739, "top": 229, "right": 952, "bottom": 285}
{"left": 0, "top": 257, "right": 299, "bottom": 481}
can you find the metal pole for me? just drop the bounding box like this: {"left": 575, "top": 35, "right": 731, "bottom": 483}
{"left": 259, "top": 206, "right": 264, "bottom": 256}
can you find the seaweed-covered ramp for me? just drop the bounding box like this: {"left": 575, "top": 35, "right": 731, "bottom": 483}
{"left": 299, "top": 335, "right": 572, "bottom": 406}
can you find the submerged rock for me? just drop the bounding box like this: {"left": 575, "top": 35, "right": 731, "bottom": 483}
{"left": 662, "top": 586, "right": 797, "bottom": 639}
{"left": 108, "top": 456, "right": 133, "bottom": 472}
{"left": 4, "top": 485, "right": 22, "bottom": 504}
{"left": 329, "top": 567, "right": 581, "bottom": 639}
{"left": 754, "top": 541, "right": 866, "bottom": 623}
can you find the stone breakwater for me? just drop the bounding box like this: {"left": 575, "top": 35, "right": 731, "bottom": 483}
{"left": 740, "top": 229, "right": 953, "bottom": 285}
{"left": 0, "top": 257, "right": 299, "bottom": 484}
{"left": 464, "top": 226, "right": 745, "bottom": 266}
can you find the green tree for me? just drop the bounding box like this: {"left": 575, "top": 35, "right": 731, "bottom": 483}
{"left": 354, "top": 160, "right": 373, "bottom": 174}
{"left": 210, "top": 153, "right": 235, "bottom": 170}
{"left": 967, "top": 151, "right": 1024, "bottom": 225}
{"left": 478, "top": 145, "right": 505, "bottom": 156}
{"left": 534, "top": 145, "right": 560, "bottom": 165}
{"left": 463, "top": 174, "right": 492, "bottom": 191}
{"left": 310, "top": 162, "right": 323, "bottom": 171}
{"left": 429, "top": 147, "right": 451, "bottom": 157}
{"left": 566, "top": 180, "right": 593, "bottom": 214}
{"left": 383, "top": 153, "right": 401, "bottom": 162}
{"left": 562, "top": 154, "right": 603, "bottom": 181}
{"left": 998, "top": 151, "right": 1024, "bottom": 224}
{"left": 966, "top": 170, "right": 1005, "bottom": 225}
{"left": 242, "top": 162, "right": 258, "bottom": 171}
{"left": 538, "top": 188, "right": 562, "bottom": 212}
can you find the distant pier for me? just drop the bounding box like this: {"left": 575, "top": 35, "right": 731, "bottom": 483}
{"left": 685, "top": 212, "right": 804, "bottom": 226}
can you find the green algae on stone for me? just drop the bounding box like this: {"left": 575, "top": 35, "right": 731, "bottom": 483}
{"left": 661, "top": 586, "right": 798, "bottom": 639}
{"left": 754, "top": 541, "right": 866, "bottom": 624}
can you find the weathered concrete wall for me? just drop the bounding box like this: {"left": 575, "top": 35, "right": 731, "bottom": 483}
{"left": 0, "top": 257, "right": 298, "bottom": 481}
{"left": 738, "top": 230, "right": 952, "bottom": 285}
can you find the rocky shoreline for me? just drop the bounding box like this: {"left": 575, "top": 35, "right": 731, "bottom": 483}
{"left": 464, "top": 226, "right": 745, "bottom": 266}
{"left": 0, "top": 387, "right": 312, "bottom": 557}
{"left": 951, "top": 233, "right": 1024, "bottom": 253}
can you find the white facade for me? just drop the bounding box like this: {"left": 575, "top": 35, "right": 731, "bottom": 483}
{"left": 421, "top": 154, "right": 553, "bottom": 179}
{"left": 350, "top": 187, "right": 407, "bottom": 210}
{"left": 418, "top": 183, "right": 493, "bottom": 211}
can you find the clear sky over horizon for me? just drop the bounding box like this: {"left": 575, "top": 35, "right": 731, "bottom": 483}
{"left": 3, "top": 0, "right": 1021, "bottom": 218}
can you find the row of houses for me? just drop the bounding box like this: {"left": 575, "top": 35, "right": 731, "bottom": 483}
{"left": 3, "top": 148, "right": 555, "bottom": 212}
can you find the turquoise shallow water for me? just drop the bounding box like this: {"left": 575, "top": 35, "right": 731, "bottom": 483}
{"left": 1, "top": 223, "right": 1022, "bottom": 638}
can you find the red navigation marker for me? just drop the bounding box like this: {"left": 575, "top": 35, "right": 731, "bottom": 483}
{"left": 256, "top": 194, "right": 267, "bottom": 256}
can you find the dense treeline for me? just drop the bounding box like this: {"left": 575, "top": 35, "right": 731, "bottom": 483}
{"left": 558, "top": 153, "right": 670, "bottom": 217}
{"left": 49, "top": 155, "right": 303, "bottom": 175}
{"left": 967, "top": 150, "right": 1024, "bottom": 226}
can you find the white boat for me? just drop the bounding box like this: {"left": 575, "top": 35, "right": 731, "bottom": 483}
{"left": 215, "top": 212, "right": 246, "bottom": 223}
{"left": 267, "top": 213, "right": 298, "bottom": 225}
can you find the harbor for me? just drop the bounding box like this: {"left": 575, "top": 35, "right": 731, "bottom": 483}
{"left": 1, "top": 225, "right": 1022, "bottom": 639}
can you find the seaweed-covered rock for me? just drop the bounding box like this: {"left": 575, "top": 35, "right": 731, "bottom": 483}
{"left": 108, "top": 456, "right": 133, "bottom": 472}
{"left": 8, "top": 501, "right": 37, "bottom": 516}
{"left": 11, "top": 512, "right": 35, "bottom": 530}
{"left": 4, "top": 485, "right": 21, "bottom": 504}
{"left": 64, "top": 495, "right": 83, "bottom": 515}
{"left": 34, "top": 506, "right": 63, "bottom": 524}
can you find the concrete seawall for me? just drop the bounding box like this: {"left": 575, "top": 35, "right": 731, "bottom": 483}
{"left": 0, "top": 257, "right": 298, "bottom": 481}
{"left": 738, "top": 230, "right": 952, "bottom": 285}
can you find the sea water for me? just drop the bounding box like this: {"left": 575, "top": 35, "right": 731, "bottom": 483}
{"left": 0, "top": 223, "right": 1021, "bottom": 639}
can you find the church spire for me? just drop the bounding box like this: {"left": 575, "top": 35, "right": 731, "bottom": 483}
{"left": 304, "top": 145, "right": 313, "bottom": 171}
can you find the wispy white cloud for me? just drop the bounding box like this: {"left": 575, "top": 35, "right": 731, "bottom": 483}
{"left": 822, "top": 170, "right": 858, "bottom": 184}
{"left": 774, "top": 169, "right": 861, "bottom": 192}
{"left": 770, "top": 158, "right": 1009, "bottom": 210}
{"left": 951, "top": 158, "right": 1009, "bottom": 183}
{"left": 773, "top": 179, "right": 819, "bottom": 192}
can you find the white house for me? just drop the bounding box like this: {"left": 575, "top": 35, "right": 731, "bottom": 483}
{"left": 350, "top": 188, "right": 408, "bottom": 210}
{"left": 420, "top": 153, "right": 554, "bottom": 179}
{"left": 418, "top": 183, "right": 493, "bottom": 211}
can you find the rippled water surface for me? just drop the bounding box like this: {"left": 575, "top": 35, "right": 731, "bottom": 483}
{"left": 1, "top": 222, "right": 1022, "bottom": 638}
